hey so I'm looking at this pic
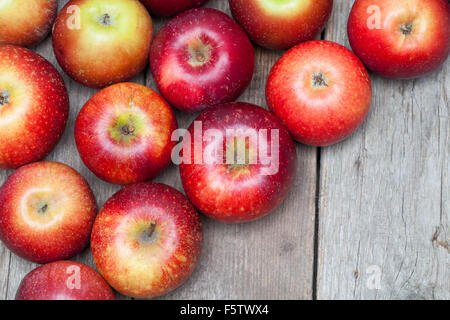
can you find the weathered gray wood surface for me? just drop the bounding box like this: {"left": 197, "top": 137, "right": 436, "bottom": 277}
{"left": 0, "top": 0, "right": 448, "bottom": 300}
{"left": 317, "top": 0, "right": 449, "bottom": 299}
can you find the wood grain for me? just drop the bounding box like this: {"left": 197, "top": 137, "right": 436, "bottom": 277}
{"left": 0, "top": 0, "right": 316, "bottom": 300}
{"left": 317, "top": 0, "right": 449, "bottom": 300}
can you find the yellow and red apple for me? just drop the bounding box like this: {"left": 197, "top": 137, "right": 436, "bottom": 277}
{"left": 0, "top": 0, "right": 58, "bottom": 47}
{"left": 266, "top": 40, "right": 372, "bottom": 146}
{"left": 0, "top": 161, "right": 97, "bottom": 264}
{"left": 53, "top": 0, "right": 153, "bottom": 88}
{"left": 91, "top": 182, "right": 203, "bottom": 298}
{"left": 229, "top": 0, "right": 333, "bottom": 50}
{"left": 348, "top": 0, "right": 450, "bottom": 79}
{"left": 75, "top": 82, "right": 177, "bottom": 185}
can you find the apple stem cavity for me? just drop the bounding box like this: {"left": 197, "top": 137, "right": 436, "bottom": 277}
{"left": 400, "top": 23, "right": 413, "bottom": 35}
{"left": 188, "top": 39, "right": 212, "bottom": 67}
{"left": 0, "top": 90, "right": 10, "bottom": 107}
{"left": 121, "top": 123, "right": 135, "bottom": 136}
{"left": 226, "top": 138, "right": 252, "bottom": 172}
{"left": 109, "top": 113, "right": 143, "bottom": 144}
{"left": 38, "top": 203, "right": 48, "bottom": 214}
{"left": 146, "top": 222, "right": 156, "bottom": 237}
{"left": 98, "top": 13, "right": 113, "bottom": 26}
{"left": 139, "top": 222, "right": 158, "bottom": 244}
{"left": 197, "top": 54, "right": 205, "bottom": 63}
{"left": 312, "top": 72, "right": 328, "bottom": 88}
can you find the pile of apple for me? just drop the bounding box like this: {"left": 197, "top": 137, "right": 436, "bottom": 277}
{"left": 0, "top": 0, "right": 448, "bottom": 300}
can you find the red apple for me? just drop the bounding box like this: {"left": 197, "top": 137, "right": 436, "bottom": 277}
{"left": 179, "top": 102, "right": 297, "bottom": 223}
{"left": 91, "top": 182, "right": 203, "bottom": 298}
{"left": 16, "top": 261, "right": 115, "bottom": 300}
{"left": 0, "top": 0, "right": 57, "bottom": 47}
{"left": 348, "top": 0, "right": 450, "bottom": 79}
{"left": 0, "top": 161, "right": 97, "bottom": 264}
{"left": 140, "top": 0, "right": 209, "bottom": 17}
{"left": 75, "top": 83, "right": 177, "bottom": 185}
{"left": 52, "top": 0, "right": 153, "bottom": 88}
{"left": 229, "top": 0, "right": 333, "bottom": 50}
{"left": 266, "top": 40, "right": 372, "bottom": 146}
{"left": 0, "top": 45, "right": 69, "bottom": 169}
{"left": 150, "top": 8, "right": 255, "bottom": 112}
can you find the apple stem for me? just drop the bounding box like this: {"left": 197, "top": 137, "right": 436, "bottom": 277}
{"left": 187, "top": 39, "right": 212, "bottom": 67}
{"left": 312, "top": 73, "right": 328, "bottom": 88}
{"left": 146, "top": 223, "right": 156, "bottom": 238}
{"left": 0, "top": 90, "right": 10, "bottom": 106}
{"left": 401, "top": 23, "right": 413, "bottom": 35}
{"left": 99, "top": 13, "right": 111, "bottom": 26}
{"left": 38, "top": 203, "right": 48, "bottom": 214}
{"left": 121, "top": 124, "right": 135, "bottom": 135}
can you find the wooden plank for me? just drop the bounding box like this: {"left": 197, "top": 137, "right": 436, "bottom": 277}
{"left": 0, "top": 239, "right": 9, "bottom": 299}
{"left": 147, "top": 0, "right": 317, "bottom": 300}
{"left": 317, "top": 0, "right": 449, "bottom": 299}
{"left": 1, "top": 0, "right": 317, "bottom": 299}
